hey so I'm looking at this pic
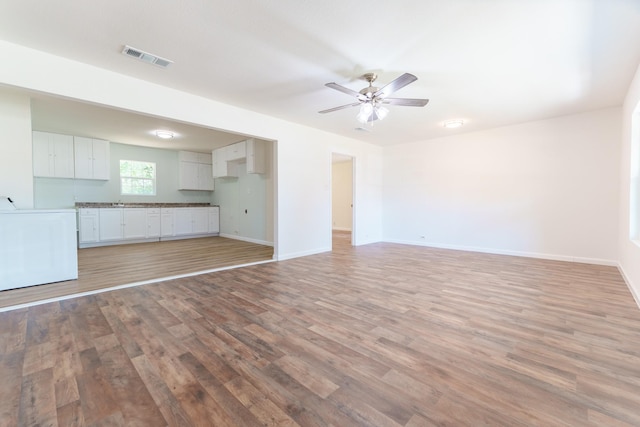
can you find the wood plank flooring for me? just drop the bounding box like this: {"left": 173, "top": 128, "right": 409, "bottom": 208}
{"left": 0, "top": 237, "right": 274, "bottom": 309}
{"left": 2, "top": 232, "right": 640, "bottom": 426}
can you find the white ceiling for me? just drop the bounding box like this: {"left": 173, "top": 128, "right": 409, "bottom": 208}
{"left": 2, "top": 0, "right": 640, "bottom": 149}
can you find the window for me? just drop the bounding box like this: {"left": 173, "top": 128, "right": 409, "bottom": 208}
{"left": 120, "top": 160, "right": 156, "bottom": 195}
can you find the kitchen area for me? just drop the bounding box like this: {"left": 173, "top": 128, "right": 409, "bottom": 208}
{"left": 0, "top": 94, "right": 275, "bottom": 301}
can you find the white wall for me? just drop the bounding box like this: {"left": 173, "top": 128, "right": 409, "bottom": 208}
{"left": 212, "top": 141, "right": 274, "bottom": 245}
{"left": 332, "top": 160, "right": 353, "bottom": 231}
{"left": 0, "top": 89, "right": 33, "bottom": 209}
{"left": 0, "top": 41, "right": 383, "bottom": 260}
{"left": 619, "top": 63, "right": 640, "bottom": 304}
{"left": 383, "top": 108, "right": 621, "bottom": 265}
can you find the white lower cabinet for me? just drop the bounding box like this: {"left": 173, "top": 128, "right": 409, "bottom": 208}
{"left": 147, "top": 209, "right": 161, "bottom": 238}
{"left": 174, "top": 208, "right": 193, "bottom": 236}
{"left": 78, "top": 209, "right": 100, "bottom": 243}
{"left": 78, "top": 206, "right": 220, "bottom": 248}
{"left": 192, "top": 208, "right": 209, "bottom": 234}
{"left": 209, "top": 207, "right": 220, "bottom": 233}
{"left": 99, "top": 209, "right": 124, "bottom": 241}
{"left": 174, "top": 207, "right": 210, "bottom": 236}
{"left": 123, "top": 209, "right": 147, "bottom": 240}
{"left": 160, "top": 208, "right": 175, "bottom": 237}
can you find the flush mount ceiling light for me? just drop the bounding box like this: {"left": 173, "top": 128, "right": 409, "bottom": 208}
{"left": 155, "top": 130, "right": 174, "bottom": 139}
{"left": 443, "top": 120, "right": 464, "bottom": 129}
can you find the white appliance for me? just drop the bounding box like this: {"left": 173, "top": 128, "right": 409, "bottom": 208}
{"left": 0, "top": 209, "right": 78, "bottom": 291}
{"left": 0, "top": 196, "right": 16, "bottom": 211}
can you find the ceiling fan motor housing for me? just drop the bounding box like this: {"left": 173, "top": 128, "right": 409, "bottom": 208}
{"left": 360, "top": 73, "right": 379, "bottom": 98}
{"left": 359, "top": 86, "right": 379, "bottom": 98}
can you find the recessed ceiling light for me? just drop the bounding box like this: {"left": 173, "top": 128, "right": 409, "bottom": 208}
{"left": 155, "top": 130, "right": 174, "bottom": 139}
{"left": 443, "top": 120, "right": 464, "bottom": 129}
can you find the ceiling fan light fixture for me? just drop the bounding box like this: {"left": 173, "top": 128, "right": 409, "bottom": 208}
{"left": 443, "top": 120, "right": 464, "bottom": 129}
{"left": 357, "top": 103, "right": 373, "bottom": 123}
{"left": 357, "top": 102, "right": 389, "bottom": 123}
{"left": 375, "top": 106, "right": 389, "bottom": 121}
{"left": 155, "top": 130, "right": 175, "bottom": 139}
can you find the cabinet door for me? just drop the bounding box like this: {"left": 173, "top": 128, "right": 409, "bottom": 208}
{"left": 32, "top": 132, "right": 53, "bottom": 177}
{"left": 92, "top": 139, "right": 110, "bottom": 180}
{"left": 208, "top": 207, "right": 220, "bottom": 234}
{"left": 192, "top": 208, "right": 209, "bottom": 234}
{"left": 179, "top": 161, "right": 199, "bottom": 190}
{"left": 74, "top": 137, "right": 110, "bottom": 180}
{"left": 212, "top": 148, "right": 228, "bottom": 178}
{"left": 227, "top": 141, "right": 246, "bottom": 161}
{"left": 78, "top": 209, "right": 100, "bottom": 243}
{"left": 123, "top": 209, "right": 147, "bottom": 239}
{"left": 99, "top": 209, "right": 123, "bottom": 241}
{"left": 33, "top": 131, "right": 74, "bottom": 178}
{"left": 174, "top": 208, "right": 193, "bottom": 235}
{"left": 52, "top": 134, "right": 74, "bottom": 178}
{"left": 146, "top": 209, "right": 161, "bottom": 238}
{"left": 199, "top": 163, "right": 215, "bottom": 191}
{"left": 160, "top": 209, "right": 175, "bottom": 237}
{"left": 74, "top": 137, "right": 93, "bottom": 179}
{"left": 246, "top": 139, "right": 266, "bottom": 174}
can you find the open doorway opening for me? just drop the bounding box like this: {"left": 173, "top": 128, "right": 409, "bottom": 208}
{"left": 331, "top": 153, "right": 354, "bottom": 248}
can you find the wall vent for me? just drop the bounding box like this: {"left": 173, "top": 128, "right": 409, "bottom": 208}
{"left": 121, "top": 45, "right": 173, "bottom": 68}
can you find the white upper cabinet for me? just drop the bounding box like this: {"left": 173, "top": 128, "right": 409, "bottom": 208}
{"left": 179, "top": 151, "right": 214, "bottom": 191}
{"left": 212, "top": 139, "right": 266, "bottom": 178}
{"left": 33, "top": 131, "right": 110, "bottom": 180}
{"left": 225, "top": 140, "right": 246, "bottom": 161}
{"left": 246, "top": 139, "right": 266, "bottom": 174}
{"left": 74, "top": 136, "right": 110, "bottom": 180}
{"left": 32, "top": 131, "right": 75, "bottom": 178}
{"left": 212, "top": 147, "right": 228, "bottom": 178}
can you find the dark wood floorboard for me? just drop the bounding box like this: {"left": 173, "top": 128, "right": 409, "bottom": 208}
{"left": 1, "top": 231, "right": 640, "bottom": 426}
{"left": 0, "top": 237, "right": 274, "bottom": 309}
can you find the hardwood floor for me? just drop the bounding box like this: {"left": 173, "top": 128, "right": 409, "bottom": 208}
{"left": 0, "top": 237, "right": 274, "bottom": 309}
{"left": 1, "top": 232, "right": 640, "bottom": 426}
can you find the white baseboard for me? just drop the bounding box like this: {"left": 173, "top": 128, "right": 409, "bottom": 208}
{"left": 618, "top": 263, "right": 640, "bottom": 310}
{"left": 219, "top": 233, "right": 273, "bottom": 247}
{"left": 276, "top": 247, "right": 331, "bottom": 261}
{"left": 383, "top": 239, "right": 619, "bottom": 266}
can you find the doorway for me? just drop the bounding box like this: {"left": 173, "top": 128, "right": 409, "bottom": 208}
{"left": 331, "top": 153, "right": 354, "bottom": 247}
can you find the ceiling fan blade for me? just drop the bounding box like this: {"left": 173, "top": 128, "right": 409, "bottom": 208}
{"left": 374, "top": 73, "right": 418, "bottom": 98}
{"left": 381, "top": 97, "right": 429, "bottom": 107}
{"left": 325, "top": 82, "right": 365, "bottom": 100}
{"left": 318, "top": 102, "right": 361, "bottom": 114}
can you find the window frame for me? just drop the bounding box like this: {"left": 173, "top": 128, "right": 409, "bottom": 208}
{"left": 119, "top": 159, "right": 157, "bottom": 196}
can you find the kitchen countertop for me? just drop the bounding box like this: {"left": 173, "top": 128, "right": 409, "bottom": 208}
{"left": 75, "top": 203, "right": 219, "bottom": 208}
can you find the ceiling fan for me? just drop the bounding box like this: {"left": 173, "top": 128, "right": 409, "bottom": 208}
{"left": 319, "top": 72, "right": 429, "bottom": 123}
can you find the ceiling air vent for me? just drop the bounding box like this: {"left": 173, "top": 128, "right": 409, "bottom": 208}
{"left": 121, "top": 45, "right": 173, "bottom": 68}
